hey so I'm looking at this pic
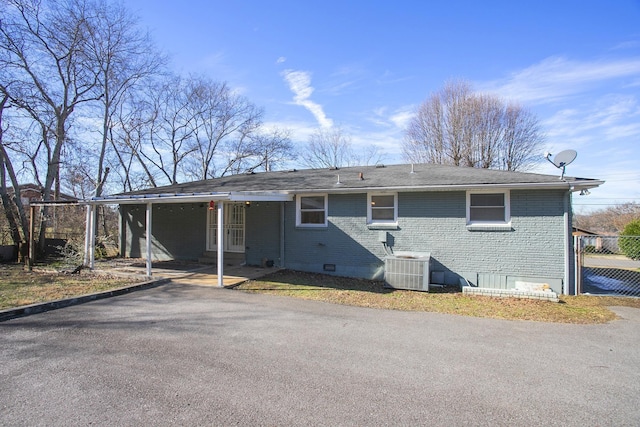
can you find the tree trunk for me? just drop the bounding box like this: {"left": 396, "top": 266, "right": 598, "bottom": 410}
{"left": 0, "top": 163, "right": 21, "bottom": 246}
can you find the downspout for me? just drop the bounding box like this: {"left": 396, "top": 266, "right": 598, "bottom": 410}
{"left": 146, "top": 202, "right": 152, "bottom": 277}
{"left": 574, "top": 234, "right": 581, "bottom": 295}
{"left": 563, "top": 190, "right": 572, "bottom": 295}
{"left": 280, "top": 202, "right": 285, "bottom": 268}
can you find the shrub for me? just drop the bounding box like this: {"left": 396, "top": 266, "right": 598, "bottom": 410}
{"left": 619, "top": 219, "right": 640, "bottom": 260}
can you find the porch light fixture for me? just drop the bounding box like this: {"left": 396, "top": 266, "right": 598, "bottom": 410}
{"left": 245, "top": 201, "right": 251, "bottom": 207}
{"left": 208, "top": 200, "right": 215, "bottom": 210}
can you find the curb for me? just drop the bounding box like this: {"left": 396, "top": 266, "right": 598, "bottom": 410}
{"left": 0, "top": 278, "right": 171, "bottom": 323}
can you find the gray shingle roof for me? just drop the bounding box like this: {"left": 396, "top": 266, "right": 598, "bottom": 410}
{"left": 119, "top": 163, "right": 602, "bottom": 196}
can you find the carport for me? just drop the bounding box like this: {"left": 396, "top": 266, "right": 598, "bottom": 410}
{"left": 84, "top": 191, "right": 292, "bottom": 286}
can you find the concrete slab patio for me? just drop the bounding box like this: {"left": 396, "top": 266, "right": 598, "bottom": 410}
{"left": 1, "top": 283, "right": 639, "bottom": 426}
{"left": 92, "top": 259, "right": 278, "bottom": 286}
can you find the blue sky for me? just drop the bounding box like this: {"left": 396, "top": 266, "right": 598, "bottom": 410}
{"left": 125, "top": 0, "right": 640, "bottom": 212}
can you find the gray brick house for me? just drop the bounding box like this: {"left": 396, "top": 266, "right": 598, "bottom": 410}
{"left": 87, "top": 163, "right": 602, "bottom": 295}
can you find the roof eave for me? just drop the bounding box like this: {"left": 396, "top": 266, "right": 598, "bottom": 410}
{"left": 83, "top": 179, "right": 604, "bottom": 204}
{"left": 85, "top": 191, "right": 293, "bottom": 205}
{"left": 281, "top": 180, "right": 605, "bottom": 194}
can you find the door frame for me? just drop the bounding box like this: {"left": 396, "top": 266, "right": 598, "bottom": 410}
{"left": 206, "top": 202, "right": 245, "bottom": 253}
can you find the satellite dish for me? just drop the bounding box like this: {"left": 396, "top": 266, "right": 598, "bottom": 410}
{"left": 544, "top": 149, "right": 577, "bottom": 179}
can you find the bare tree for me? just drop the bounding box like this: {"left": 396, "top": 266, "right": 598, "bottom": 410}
{"left": 84, "top": 0, "right": 166, "bottom": 197}
{"left": 105, "top": 95, "right": 161, "bottom": 191}
{"left": 123, "top": 74, "right": 293, "bottom": 184}
{"left": 139, "top": 75, "right": 198, "bottom": 185}
{"left": 1, "top": 0, "right": 295, "bottom": 207}
{"left": 1, "top": 0, "right": 103, "bottom": 194}
{"left": 300, "top": 126, "right": 353, "bottom": 169}
{"left": 403, "top": 80, "right": 544, "bottom": 171}
{"left": 574, "top": 203, "right": 640, "bottom": 234}
{"left": 0, "top": 90, "right": 28, "bottom": 246}
{"left": 184, "top": 77, "right": 262, "bottom": 180}
{"left": 246, "top": 127, "right": 295, "bottom": 173}
{"left": 0, "top": 0, "right": 109, "bottom": 250}
{"left": 357, "top": 144, "right": 385, "bottom": 167}
{"left": 300, "top": 126, "right": 383, "bottom": 169}
{"left": 499, "top": 104, "right": 544, "bottom": 171}
{"left": 219, "top": 127, "right": 295, "bottom": 176}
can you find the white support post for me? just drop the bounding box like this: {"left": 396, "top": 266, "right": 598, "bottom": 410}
{"left": 217, "top": 201, "right": 224, "bottom": 287}
{"left": 146, "top": 202, "right": 153, "bottom": 277}
{"left": 280, "top": 202, "right": 285, "bottom": 267}
{"left": 83, "top": 205, "right": 91, "bottom": 266}
{"left": 89, "top": 205, "right": 97, "bottom": 269}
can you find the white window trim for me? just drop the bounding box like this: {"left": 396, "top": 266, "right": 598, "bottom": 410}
{"left": 367, "top": 192, "right": 398, "bottom": 225}
{"left": 466, "top": 190, "right": 511, "bottom": 227}
{"left": 296, "top": 193, "right": 328, "bottom": 228}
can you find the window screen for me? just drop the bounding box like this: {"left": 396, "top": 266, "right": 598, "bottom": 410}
{"left": 370, "top": 195, "right": 396, "bottom": 221}
{"left": 299, "top": 195, "right": 326, "bottom": 225}
{"left": 469, "top": 193, "right": 506, "bottom": 222}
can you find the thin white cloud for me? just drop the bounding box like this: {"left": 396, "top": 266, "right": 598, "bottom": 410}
{"left": 281, "top": 69, "right": 333, "bottom": 128}
{"left": 544, "top": 94, "right": 640, "bottom": 142}
{"left": 276, "top": 56, "right": 286, "bottom": 64}
{"left": 366, "top": 105, "right": 413, "bottom": 126}
{"left": 350, "top": 128, "right": 403, "bottom": 160}
{"left": 389, "top": 109, "right": 415, "bottom": 130}
{"left": 483, "top": 56, "right": 640, "bottom": 104}
{"left": 263, "top": 119, "right": 318, "bottom": 142}
{"left": 612, "top": 40, "right": 640, "bottom": 51}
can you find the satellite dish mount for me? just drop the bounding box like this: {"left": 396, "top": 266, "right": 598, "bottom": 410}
{"left": 544, "top": 149, "right": 577, "bottom": 180}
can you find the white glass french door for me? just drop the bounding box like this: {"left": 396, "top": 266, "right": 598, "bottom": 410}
{"left": 207, "top": 203, "right": 245, "bottom": 253}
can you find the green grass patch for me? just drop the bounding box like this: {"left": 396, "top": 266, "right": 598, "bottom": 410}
{"left": 235, "top": 270, "right": 640, "bottom": 324}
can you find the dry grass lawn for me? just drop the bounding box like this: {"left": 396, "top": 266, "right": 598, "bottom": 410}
{"left": 236, "top": 270, "right": 640, "bottom": 324}
{"left": 0, "top": 264, "right": 132, "bottom": 310}
{"left": 2, "top": 263, "right": 639, "bottom": 324}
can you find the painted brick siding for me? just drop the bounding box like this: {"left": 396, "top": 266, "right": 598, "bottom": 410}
{"left": 122, "top": 204, "right": 207, "bottom": 260}
{"left": 245, "top": 202, "right": 282, "bottom": 266}
{"left": 283, "top": 190, "right": 568, "bottom": 291}
{"left": 394, "top": 190, "right": 567, "bottom": 289}
{"left": 284, "top": 194, "right": 386, "bottom": 278}
{"left": 119, "top": 188, "right": 570, "bottom": 292}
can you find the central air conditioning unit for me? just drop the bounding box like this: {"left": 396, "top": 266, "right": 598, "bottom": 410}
{"left": 384, "top": 252, "right": 431, "bottom": 291}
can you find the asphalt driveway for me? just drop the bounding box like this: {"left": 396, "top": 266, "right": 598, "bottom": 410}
{"left": 1, "top": 283, "right": 639, "bottom": 426}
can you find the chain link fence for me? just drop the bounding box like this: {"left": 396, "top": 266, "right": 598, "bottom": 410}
{"left": 576, "top": 235, "right": 640, "bottom": 297}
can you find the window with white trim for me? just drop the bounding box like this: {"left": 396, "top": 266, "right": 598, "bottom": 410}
{"left": 296, "top": 194, "right": 328, "bottom": 227}
{"left": 368, "top": 193, "right": 397, "bottom": 224}
{"left": 467, "top": 191, "right": 510, "bottom": 225}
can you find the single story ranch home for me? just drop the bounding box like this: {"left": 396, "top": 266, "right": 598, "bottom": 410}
{"left": 85, "top": 163, "right": 603, "bottom": 295}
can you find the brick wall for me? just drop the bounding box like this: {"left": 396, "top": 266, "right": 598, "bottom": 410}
{"left": 284, "top": 193, "right": 387, "bottom": 278}
{"left": 245, "top": 202, "right": 281, "bottom": 266}
{"left": 122, "top": 203, "right": 207, "bottom": 260}
{"left": 283, "top": 189, "right": 569, "bottom": 292}
{"left": 120, "top": 188, "right": 570, "bottom": 293}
